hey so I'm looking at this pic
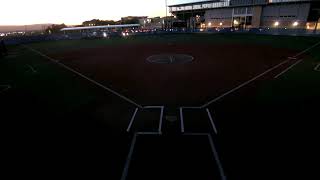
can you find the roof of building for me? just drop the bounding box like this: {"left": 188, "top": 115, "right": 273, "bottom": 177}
{"left": 168, "top": 0, "right": 221, "bottom": 7}
{"left": 61, "top": 24, "right": 141, "bottom": 31}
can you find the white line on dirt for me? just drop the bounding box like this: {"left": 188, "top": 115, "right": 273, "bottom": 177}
{"left": 180, "top": 108, "right": 185, "bottom": 133}
{"left": 288, "top": 57, "right": 297, "bottom": 60}
{"left": 23, "top": 45, "right": 143, "bottom": 108}
{"left": 200, "top": 59, "right": 289, "bottom": 108}
{"left": 121, "top": 131, "right": 161, "bottom": 180}
{"left": 180, "top": 40, "right": 320, "bottom": 109}
{"left": 121, "top": 133, "right": 138, "bottom": 180}
{"left": 315, "top": 63, "right": 320, "bottom": 72}
{"left": 207, "top": 134, "right": 227, "bottom": 180}
{"left": 293, "top": 41, "right": 320, "bottom": 58}
{"left": 274, "top": 59, "right": 304, "bottom": 78}
{"left": 206, "top": 108, "right": 218, "bottom": 134}
{"left": 144, "top": 106, "right": 163, "bottom": 109}
{"left": 137, "top": 132, "right": 161, "bottom": 135}
{"left": 126, "top": 108, "right": 139, "bottom": 132}
{"left": 142, "top": 106, "right": 164, "bottom": 133}
{"left": 183, "top": 133, "right": 227, "bottom": 180}
{"left": 158, "top": 106, "right": 164, "bottom": 133}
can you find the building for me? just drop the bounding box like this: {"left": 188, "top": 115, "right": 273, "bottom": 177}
{"left": 120, "top": 16, "right": 177, "bottom": 30}
{"left": 138, "top": 17, "right": 164, "bottom": 29}
{"left": 143, "top": 16, "right": 177, "bottom": 30}
{"left": 60, "top": 24, "right": 141, "bottom": 39}
{"left": 121, "top": 16, "right": 149, "bottom": 25}
{"left": 169, "top": 0, "right": 320, "bottom": 30}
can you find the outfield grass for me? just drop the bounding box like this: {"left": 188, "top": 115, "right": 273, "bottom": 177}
{"left": 27, "top": 33, "right": 320, "bottom": 53}
{"left": 0, "top": 45, "right": 100, "bottom": 115}
{"left": 1, "top": 33, "right": 319, "bottom": 122}
{"left": 257, "top": 47, "right": 320, "bottom": 106}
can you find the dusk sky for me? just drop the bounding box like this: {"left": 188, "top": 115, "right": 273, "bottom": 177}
{"left": 0, "top": 0, "right": 206, "bottom": 25}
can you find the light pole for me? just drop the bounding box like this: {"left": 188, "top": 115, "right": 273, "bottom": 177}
{"left": 165, "top": 0, "right": 168, "bottom": 17}
{"left": 165, "top": 0, "right": 168, "bottom": 30}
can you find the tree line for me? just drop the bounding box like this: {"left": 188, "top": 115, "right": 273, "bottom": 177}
{"left": 45, "top": 18, "right": 140, "bottom": 34}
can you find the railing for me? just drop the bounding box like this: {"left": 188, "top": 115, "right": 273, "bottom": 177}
{"left": 3, "top": 28, "right": 320, "bottom": 45}
{"left": 202, "top": 27, "right": 320, "bottom": 36}
{"left": 268, "top": 0, "right": 310, "bottom": 3}
{"left": 230, "top": 0, "right": 267, "bottom": 6}
{"left": 169, "top": 0, "right": 313, "bottom": 13}
{"left": 169, "top": 1, "right": 230, "bottom": 12}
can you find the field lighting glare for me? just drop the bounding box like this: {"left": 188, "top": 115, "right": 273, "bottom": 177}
{"left": 208, "top": 22, "right": 212, "bottom": 27}
{"left": 233, "top": 20, "right": 239, "bottom": 25}
{"left": 274, "top": 21, "right": 279, "bottom": 27}
{"left": 293, "top": 21, "right": 299, "bottom": 27}
{"left": 219, "top": 22, "right": 223, "bottom": 26}
{"left": 122, "top": 32, "right": 126, "bottom": 36}
{"left": 103, "top": 32, "right": 107, "bottom": 38}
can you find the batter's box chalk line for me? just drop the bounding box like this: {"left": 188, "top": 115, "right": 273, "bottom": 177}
{"left": 126, "top": 106, "right": 164, "bottom": 133}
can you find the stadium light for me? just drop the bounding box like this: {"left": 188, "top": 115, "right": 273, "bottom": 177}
{"left": 233, "top": 20, "right": 239, "bottom": 25}
{"left": 293, "top": 21, "right": 299, "bottom": 27}
{"left": 208, "top": 22, "right": 212, "bottom": 27}
{"left": 219, "top": 22, "right": 223, "bottom": 26}
{"left": 274, "top": 21, "right": 279, "bottom": 27}
{"left": 103, "top": 32, "right": 107, "bottom": 38}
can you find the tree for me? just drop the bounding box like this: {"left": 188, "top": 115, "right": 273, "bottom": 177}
{"left": 45, "top": 24, "right": 67, "bottom": 34}
{"left": 82, "top": 19, "right": 118, "bottom": 26}
{"left": 121, "top": 18, "right": 140, "bottom": 25}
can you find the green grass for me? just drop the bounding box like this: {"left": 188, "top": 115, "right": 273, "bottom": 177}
{"left": 27, "top": 34, "right": 320, "bottom": 54}
{"left": 1, "top": 33, "right": 320, "bottom": 118}
{"left": 256, "top": 46, "right": 320, "bottom": 106}
{"left": 0, "top": 45, "right": 99, "bottom": 114}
